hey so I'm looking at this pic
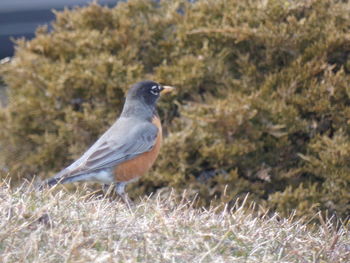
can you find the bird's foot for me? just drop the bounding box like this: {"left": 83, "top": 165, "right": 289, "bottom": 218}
{"left": 120, "top": 193, "right": 134, "bottom": 210}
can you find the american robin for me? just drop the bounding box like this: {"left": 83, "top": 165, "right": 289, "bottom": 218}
{"left": 44, "top": 80, "right": 174, "bottom": 203}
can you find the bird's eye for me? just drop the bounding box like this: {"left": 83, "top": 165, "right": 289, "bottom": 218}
{"left": 150, "top": 85, "right": 160, "bottom": 96}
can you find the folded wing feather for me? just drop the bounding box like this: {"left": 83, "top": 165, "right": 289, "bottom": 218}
{"left": 53, "top": 117, "right": 158, "bottom": 179}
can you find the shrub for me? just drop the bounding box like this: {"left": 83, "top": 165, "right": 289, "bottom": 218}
{"left": 1, "top": 0, "right": 350, "bottom": 220}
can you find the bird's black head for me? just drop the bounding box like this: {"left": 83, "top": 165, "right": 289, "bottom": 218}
{"left": 126, "top": 80, "right": 174, "bottom": 106}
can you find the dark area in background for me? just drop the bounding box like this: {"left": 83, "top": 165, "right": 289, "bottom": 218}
{"left": 0, "top": 0, "right": 119, "bottom": 59}
{"left": 0, "top": 9, "right": 55, "bottom": 59}
{"left": 0, "top": 82, "right": 6, "bottom": 107}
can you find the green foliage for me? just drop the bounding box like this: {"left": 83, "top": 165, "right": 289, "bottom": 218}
{"left": 1, "top": 0, "right": 350, "bottom": 220}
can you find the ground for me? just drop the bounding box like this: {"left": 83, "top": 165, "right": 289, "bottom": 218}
{"left": 0, "top": 182, "right": 349, "bottom": 263}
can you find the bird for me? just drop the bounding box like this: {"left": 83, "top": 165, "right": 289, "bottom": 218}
{"left": 43, "top": 80, "right": 174, "bottom": 204}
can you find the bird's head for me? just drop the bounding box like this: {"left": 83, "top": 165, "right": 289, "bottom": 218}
{"left": 126, "top": 80, "right": 174, "bottom": 106}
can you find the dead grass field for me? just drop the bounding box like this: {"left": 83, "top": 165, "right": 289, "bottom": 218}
{"left": 0, "top": 181, "right": 349, "bottom": 263}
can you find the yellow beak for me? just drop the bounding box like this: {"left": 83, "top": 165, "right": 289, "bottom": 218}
{"left": 161, "top": 86, "right": 175, "bottom": 94}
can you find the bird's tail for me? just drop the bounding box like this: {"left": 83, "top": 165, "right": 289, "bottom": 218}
{"left": 41, "top": 173, "right": 88, "bottom": 190}
{"left": 46, "top": 176, "right": 67, "bottom": 187}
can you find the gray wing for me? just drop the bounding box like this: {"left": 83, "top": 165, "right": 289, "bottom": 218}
{"left": 54, "top": 117, "right": 159, "bottom": 179}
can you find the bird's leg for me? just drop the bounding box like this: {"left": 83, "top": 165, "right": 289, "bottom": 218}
{"left": 115, "top": 182, "right": 133, "bottom": 208}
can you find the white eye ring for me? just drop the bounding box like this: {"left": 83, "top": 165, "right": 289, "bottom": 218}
{"left": 150, "top": 90, "right": 159, "bottom": 96}
{"left": 150, "top": 85, "right": 160, "bottom": 96}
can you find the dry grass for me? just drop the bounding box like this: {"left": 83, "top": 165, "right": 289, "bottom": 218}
{"left": 0, "top": 181, "right": 349, "bottom": 263}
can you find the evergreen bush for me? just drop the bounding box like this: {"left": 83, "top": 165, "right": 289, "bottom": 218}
{"left": 1, "top": 0, "right": 349, "bottom": 220}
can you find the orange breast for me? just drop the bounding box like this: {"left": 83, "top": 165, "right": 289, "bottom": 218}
{"left": 114, "top": 116, "right": 162, "bottom": 182}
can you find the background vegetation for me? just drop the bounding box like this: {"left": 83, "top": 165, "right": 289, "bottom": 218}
{"left": 0, "top": 0, "right": 349, "bottom": 221}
